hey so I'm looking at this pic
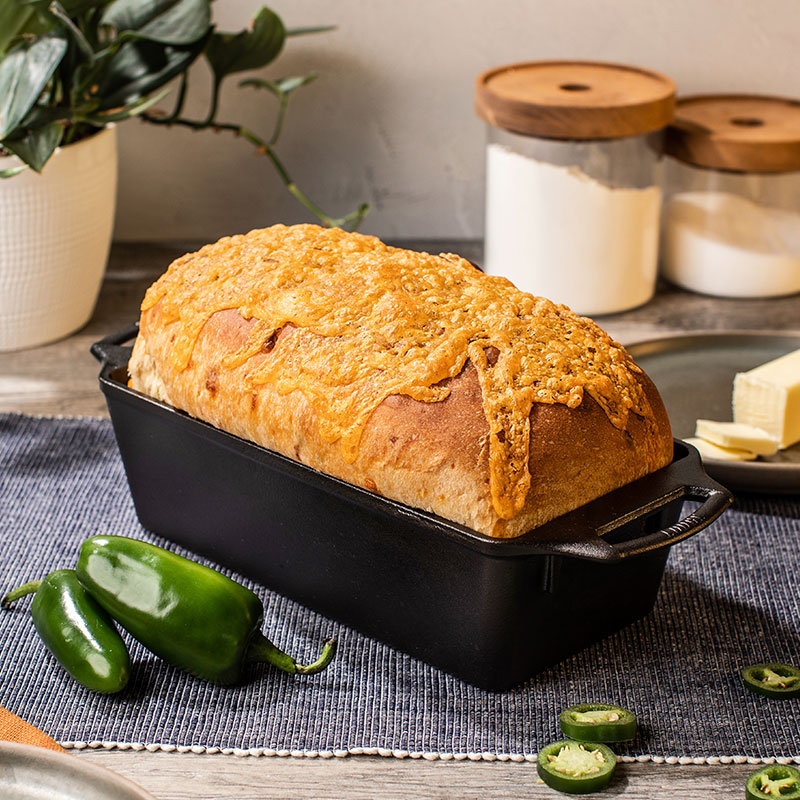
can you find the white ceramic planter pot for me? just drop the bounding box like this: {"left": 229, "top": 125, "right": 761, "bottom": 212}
{"left": 0, "top": 125, "right": 117, "bottom": 351}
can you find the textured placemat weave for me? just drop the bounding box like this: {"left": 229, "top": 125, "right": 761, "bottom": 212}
{"left": 1, "top": 413, "right": 798, "bottom": 762}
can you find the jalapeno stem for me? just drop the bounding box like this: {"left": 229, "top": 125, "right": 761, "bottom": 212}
{"left": 2, "top": 581, "right": 43, "bottom": 610}
{"left": 247, "top": 634, "right": 337, "bottom": 675}
{"left": 295, "top": 638, "right": 337, "bottom": 675}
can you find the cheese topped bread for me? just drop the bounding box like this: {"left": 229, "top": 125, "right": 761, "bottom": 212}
{"left": 129, "top": 224, "right": 673, "bottom": 537}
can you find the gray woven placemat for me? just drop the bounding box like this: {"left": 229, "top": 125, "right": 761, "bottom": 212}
{"left": 1, "top": 413, "right": 798, "bottom": 762}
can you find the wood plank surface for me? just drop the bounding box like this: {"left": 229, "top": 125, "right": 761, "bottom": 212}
{"left": 73, "top": 748, "right": 765, "bottom": 800}
{"left": 2, "top": 240, "right": 798, "bottom": 799}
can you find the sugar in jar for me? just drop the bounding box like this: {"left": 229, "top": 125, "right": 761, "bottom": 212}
{"left": 662, "top": 94, "right": 800, "bottom": 298}
{"left": 474, "top": 61, "right": 675, "bottom": 315}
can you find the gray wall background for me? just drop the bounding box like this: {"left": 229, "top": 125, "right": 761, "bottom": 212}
{"left": 113, "top": 0, "right": 800, "bottom": 242}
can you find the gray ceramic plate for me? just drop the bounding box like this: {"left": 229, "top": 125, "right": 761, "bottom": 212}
{"left": 627, "top": 331, "right": 800, "bottom": 494}
{"left": 0, "top": 742, "right": 155, "bottom": 800}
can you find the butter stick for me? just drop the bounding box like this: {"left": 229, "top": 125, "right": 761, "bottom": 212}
{"left": 733, "top": 348, "right": 800, "bottom": 449}
{"left": 685, "top": 437, "right": 758, "bottom": 462}
{"left": 694, "top": 419, "right": 778, "bottom": 456}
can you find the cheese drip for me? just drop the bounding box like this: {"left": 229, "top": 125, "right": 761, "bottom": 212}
{"left": 142, "top": 224, "right": 652, "bottom": 520}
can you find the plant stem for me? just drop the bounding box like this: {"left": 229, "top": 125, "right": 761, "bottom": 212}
{"left": 164, "top": 73, "right": 189, "bottom": 123}
{"left": 268, "top": 92, "right": 289, "bottom": 147}
{"left": 141, "top": 113, "right": 368, "bottom": 230}
{"left": 201, "top": 77, "right": 221, "bottom": 128}
{"left": 63, "top": 123, "right": 78, "bottom": 145}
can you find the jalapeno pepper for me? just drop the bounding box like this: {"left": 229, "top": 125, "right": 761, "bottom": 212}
{"left": 746, "top": 764, "right": 800, "bottom": 800}
{"left": 536, "top": 739, "right": 617, "bottom": 795}
{"left": 559, "top": 703, "right": 637, "bottom": 743}
{"left": 742, "top": 663, "right": 800, "bottom": 699}
{"left": 2, "top": 569, "right": 130, "bottom": 694}
{"left": 75, "top": 535, "right": 336, "bottom": 684}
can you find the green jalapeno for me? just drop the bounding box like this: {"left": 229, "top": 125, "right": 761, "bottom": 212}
{"left": 2, "top": 569, "right": 130, "bottom": 694}
{"left": 746, "top": 764, "right": 800, "bottom": 800}
{"left": 536, "top": 739, "right": 617, "bottom": 795}
{"left": 742, "top": 663, "right": 800, "bottom": 699}
{"left": 75, "top": 535, "right": 336, "bottom": 684}
{"left": 559, "top": 703, "right": 637, "bottom": 743}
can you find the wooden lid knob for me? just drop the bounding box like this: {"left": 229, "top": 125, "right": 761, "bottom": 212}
{"left": 664, "top": 94, "right": 800, "bottom": 172}
{"left": 474, "top": 60, "right": 676, "bottom": 140}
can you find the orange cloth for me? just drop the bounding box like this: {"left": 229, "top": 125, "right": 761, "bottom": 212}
{"left": 0, "top": 705, "right": 64, "bottom": 751}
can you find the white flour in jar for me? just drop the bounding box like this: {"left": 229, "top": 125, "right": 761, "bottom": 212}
{"left": 661, "top": 191, "right": 800, "bottom": 297}
{"left": 483, "top": 143, "right": 662, "bottom": 315}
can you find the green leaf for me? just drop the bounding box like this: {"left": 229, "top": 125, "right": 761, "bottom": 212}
{"left": 45, "top": 1, "right": 96, "bottom": 62}
{"left": 101, "top": 0, "right": 211, "bottom": 45}
{"left": 13, "top": 102, "right": 73, "bottom": 131}
{"left": 240, "top": 73, "right": 317, "bottom": 146}
{"left": 96, "top": 35, "right": 206, "bottom": 109}
{"left": 0, "top": 164, "right": 29, "bottom": 178}
{"left": 84, "top": 86, "right": 169, "bottom": 122}
{"left": 59, "top": 0, "right": 115, "bottom": 14}
{"left": 2, "top": 121, "right": 63, "bottom": 172}
{"left": 0, "top": 0, "right": 64, "bottom": 47}
{"left": 0, "top": 33, "right": 68, "bottom": 139}
{"left": 27, "top": 0, "right": 113, "bottom": 18}
{"left": 205, "top": 6, "right": 285, "bottom": 82}
{"left": 240, "top": 73, "right": 317, "bottom": 97}
{"left": 0, "top": 1, "right": 36, "bottom": 57}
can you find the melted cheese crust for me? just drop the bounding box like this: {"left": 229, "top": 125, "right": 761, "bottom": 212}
{"left": 142, "top": 224, "right": 654, "bottom": 520}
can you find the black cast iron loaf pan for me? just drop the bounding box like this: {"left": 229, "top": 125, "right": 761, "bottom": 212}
{"left": 92, "top": 326, "right": 733, "bottom": 691}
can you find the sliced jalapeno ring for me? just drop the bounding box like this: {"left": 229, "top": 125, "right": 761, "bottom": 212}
{"left": 560, "top": 702, "right": 637, "bottom": 743}
{"left": 746, "top": 764, "right": 800, "bottom": 800}
{"left": 536, "top": 739, "right": 616, "bottom": 795}
{"left": 742, "top": 663, "right": 800, "bottom": 699}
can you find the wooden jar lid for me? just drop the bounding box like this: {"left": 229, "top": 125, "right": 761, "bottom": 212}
{"left": 474, "top": 60, "right": 676, "bottom": 140}
{"left": 664, "top": 94, "right": 800, "bottom": 172}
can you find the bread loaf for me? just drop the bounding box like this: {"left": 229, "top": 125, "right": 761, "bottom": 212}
{"left": 129, "top": 224, "right": 673, "bottom": 537}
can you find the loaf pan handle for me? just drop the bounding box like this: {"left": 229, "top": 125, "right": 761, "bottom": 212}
{"left": 91, "top": 323, "right": 139, "bottom": 368}
{"left": 600, "top": 441, "right": 733, "bottom": 559}
{"left": 602, "top": 482, "right": 732, "bottom": 559}
{"left": 513, "top": 441, "right": 732, "bottom": 562}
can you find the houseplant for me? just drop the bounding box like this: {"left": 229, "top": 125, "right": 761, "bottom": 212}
{"left": 0, "top": 0, "right": 367, "bottom": 351}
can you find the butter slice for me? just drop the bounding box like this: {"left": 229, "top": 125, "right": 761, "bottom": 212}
{"left": 733, "top": 348, "right": 800, "bottom": 449}
{"left": 694, "top": 419, "right": 778, "bottom": 456}
{"left": 685, "top": 437, "right": 758, "bottom": 462}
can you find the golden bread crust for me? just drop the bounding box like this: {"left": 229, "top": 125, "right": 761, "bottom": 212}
{"left": 130, "top": 293, "right": 673, "bottom": 537}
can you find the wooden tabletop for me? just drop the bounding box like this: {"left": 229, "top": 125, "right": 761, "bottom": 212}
{"left": 1, "top": 240, "right": 798, "bottom": 800}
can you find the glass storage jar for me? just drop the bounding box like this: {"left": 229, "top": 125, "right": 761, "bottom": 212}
{"left": 662, "top": 94, "right": 800, "bottom": 298}
{"left": 474, "top": 60, "right": 675, "bottom": 315}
